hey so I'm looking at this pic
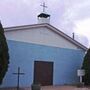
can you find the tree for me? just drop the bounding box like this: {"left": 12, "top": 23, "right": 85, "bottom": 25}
{"left": 0, "top": 22, "right": 9, "bottom": 85}
{"left": 82, "top": 48, "right": 90, "bottom": 85}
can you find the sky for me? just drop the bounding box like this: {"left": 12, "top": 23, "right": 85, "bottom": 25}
{"left": 0, "top": 0, "right": 90, "bottom": 47}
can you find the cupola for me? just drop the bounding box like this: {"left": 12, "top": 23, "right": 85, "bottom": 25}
{"left": 37, "top": 2, "right": 50, "bottom": 24}
{"left": 37, "top": 13, "right": 50, "bottom": 24}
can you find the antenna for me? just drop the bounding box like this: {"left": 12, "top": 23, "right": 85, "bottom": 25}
{"left": 40, "top": 2, "right": 47, "bottom": 12}
{"left": 72, "top": 32, "right": 75, "bottom": 39}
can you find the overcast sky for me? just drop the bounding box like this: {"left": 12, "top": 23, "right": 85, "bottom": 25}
{"left": 0, "top": 0, "right": 90, "bottom": 47}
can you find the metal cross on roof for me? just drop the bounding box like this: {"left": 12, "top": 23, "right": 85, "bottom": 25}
{"left": 13, "top": 67, "right": 25, "bottom": 90}
{"left": 40, "top": 2, "right": 47, "bottom": 12}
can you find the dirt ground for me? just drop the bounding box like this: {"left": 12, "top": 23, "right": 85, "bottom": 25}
{"left": 0, "top": 85, "right": 90, "bottom": 90}
{"left": 41, "top": 86, "right": 90, "bottom": 90}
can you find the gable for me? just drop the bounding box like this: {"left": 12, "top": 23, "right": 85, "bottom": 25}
{"left": 5, "top": 26, "right": 81, "bottom": 50}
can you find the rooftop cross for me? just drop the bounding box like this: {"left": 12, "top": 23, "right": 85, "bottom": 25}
{"left": 13, "top": 67, "right": 25, "bottom": 90}
{"left": 40, "top": 2, "right": 47, "bottom": 12}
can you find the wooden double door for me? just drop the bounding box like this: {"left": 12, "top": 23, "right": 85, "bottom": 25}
{"left": 33, "top": 61, "right": 54, "bottom": 86}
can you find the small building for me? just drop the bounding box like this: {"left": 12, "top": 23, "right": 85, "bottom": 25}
{"left": 1, "top": 12, "right": 87, "bottom": 87}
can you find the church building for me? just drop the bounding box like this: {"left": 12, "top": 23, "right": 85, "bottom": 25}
{"left": 1, "top": 11, "right": 87, "bottom": 87}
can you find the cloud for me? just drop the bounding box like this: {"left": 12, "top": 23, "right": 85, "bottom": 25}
{"left": 74, "top": 18, "right": 90, "bottom": 35}
{"left": 74, "top": 18, "right": 90, "bottom": 46}
{"left": 0, "top": 0, "right": 40, "bottom": 26}
{"left": 54, "top": 0, "right": 90, "bottom": 43}
{"left": 74, "top": 33, "right": 89, "bottom": 47}
{"left": 62, "top": 1, "right": 90, "bottom": 20}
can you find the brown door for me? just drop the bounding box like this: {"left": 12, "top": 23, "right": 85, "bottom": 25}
{"left": 33, "top": 61, "right": 53, "bottom": 86}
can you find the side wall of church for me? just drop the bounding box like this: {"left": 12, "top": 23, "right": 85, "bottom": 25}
{"left": 1, "top": 40, "right": 85, "bottom": 87}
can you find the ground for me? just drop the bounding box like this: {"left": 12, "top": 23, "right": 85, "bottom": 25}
{"left": 0, "top": 86, "right": 90, "bottom": 90}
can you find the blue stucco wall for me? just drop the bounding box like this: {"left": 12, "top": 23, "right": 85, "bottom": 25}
{"left": 1, "top": 40, "right": 85, "bottom": 87}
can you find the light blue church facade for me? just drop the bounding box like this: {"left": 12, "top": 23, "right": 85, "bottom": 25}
{"left": 1, "top": 13, "right": 87, "bottom": 87}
